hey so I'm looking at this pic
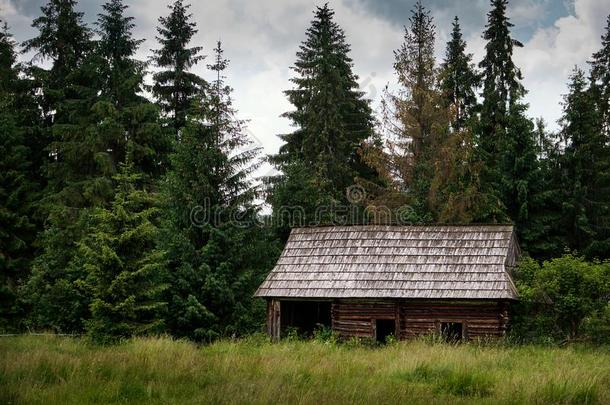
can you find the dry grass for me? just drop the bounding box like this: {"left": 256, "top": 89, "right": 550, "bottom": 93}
{"left": 1, "top": 335, "right": 608, "bottom": 404}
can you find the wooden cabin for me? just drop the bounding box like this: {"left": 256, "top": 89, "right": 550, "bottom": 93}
{"left": 255, "top": 225, "right": 520, "bottom": 342}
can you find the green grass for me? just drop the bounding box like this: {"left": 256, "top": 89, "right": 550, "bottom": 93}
{"left": 1, "top": 335, "right": 609, "bottom": 404}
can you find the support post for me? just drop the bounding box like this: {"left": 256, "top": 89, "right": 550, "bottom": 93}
{"left": 267, "top": 299, "right": 281, "bottom": 342}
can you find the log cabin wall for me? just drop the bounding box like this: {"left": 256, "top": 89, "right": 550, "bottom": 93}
{"left": 329, "top": 299, "right": 509, "bottom": 340}
{"left": 399, "top": 300, "right": 509, "bottom": 339}
{"left": 331, "top": 301, "right": 398, "bottom": 338}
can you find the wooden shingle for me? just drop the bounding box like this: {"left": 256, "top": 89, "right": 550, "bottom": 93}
{"left": 255, "top": 225, "right": 519, "bottom": 300}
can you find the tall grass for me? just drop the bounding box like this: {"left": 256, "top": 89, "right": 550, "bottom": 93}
{"left": 1, "top": 335, "right": 608, "bottom": 404}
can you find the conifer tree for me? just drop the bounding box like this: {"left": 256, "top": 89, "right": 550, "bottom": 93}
{"left": 590, "top": 15, "right": 610, "bottom": 139}
{"left": 478, "top": 0, "right": 540, "bottom": 247}
{"left": 527, "top": 118, "right": 564, "bottom": 259}
{"left": 379, "top": 1, "right": 445, "bottom": 219}
{"left": 96, "top": 0, "right": 170, "bottom": 179}
{"left": 440, "top": 17, "right": 479, "bottom": 131}
{"left": 22, "top": 0, "right": 102, "bottom": 332}
{"left": 23, "top": 0, "right": 92, "bottom": 119}
{"left": 80, "top": 163, "right": 167, "bottom": 343}
{"left": 0, "top": 23, "right": 37, "bottom": 330}
{"left": 587, "top": 15, "right": 610, "bottom": 257}
{"left": 24, "top": 0, "right": 169, "bottom": 332}
{"left": 269, "top": 4, "right": 376, "bottom": 232}
{"left": 151, "top": 0, "right": 206, "bottom": 134}
{"left": 557, "top": 68, "right": 610, "bottom": 258}
{"left": 426, "top": 15, "right": 495, "bottom": 224}
{"left": 161, "top": 42, "right": 274, "bottom": 340}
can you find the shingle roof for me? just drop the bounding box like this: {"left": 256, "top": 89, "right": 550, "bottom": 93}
{"left": 255, "top": 225, "right": 519, "bottom": 300}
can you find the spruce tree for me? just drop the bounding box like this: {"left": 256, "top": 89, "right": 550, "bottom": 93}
{"left": 478, "top": 0, "right": 540, "bottom": 247}
{"left": 22, "top": 0, "right": 102, "bottom": 332}
{"left": 590, "top": 15, "right": 610, "bottom": 139}
{"left": 269, "top": 4, "right": 376, "bottom": 232}
{"left": 586, "top": 15, "right": 610, "bottom": 257}
{"left": 528, "top": 118, "right": 564, "bottom": 259}
{"left": 0, "top": 23, "right": 37, "bottom": 330}
{"left": 23, "top": 0, "right": 92, "bottom": 119}
{"left": 161, "top": 42, "right": 274, "bottom": 340}
{"left": 25, "top": 0, "right": 174, "bottom": 332}
{"left": 151, "top": 0, "right": 206, "bottom": 134}
{"left": 80, "top": 163, "right": 167, "bottom": 343}
{"left": 380, "top": 1, "right": 445, "bottom": 220}
{"left": 96, "top": 0, "right": 170, "bottom": 179}
{"left": 425, "top": 15, "right": 498, "bottom": 224}
{"left": 440, "top": 17, "right": 479, "bottom": 131}
{"left": 558, "top": 68, "right": 610, "bottom": 258}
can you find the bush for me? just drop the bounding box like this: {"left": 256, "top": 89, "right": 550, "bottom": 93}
{"left": 511, "top": 255, "right": 610, "bottom": 343}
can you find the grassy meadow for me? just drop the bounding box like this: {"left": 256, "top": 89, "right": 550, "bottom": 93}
{"left": 1, "top": 335, "right": 609, "bottom": 405}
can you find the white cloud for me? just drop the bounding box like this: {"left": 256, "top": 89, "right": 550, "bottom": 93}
{"left": 515, "top": 0, "right": 609, "bottom": 130}
{"left": 2, "top": 0, "right": 609, "bottom": 144}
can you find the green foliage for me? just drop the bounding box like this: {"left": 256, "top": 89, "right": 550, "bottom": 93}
{"left": 554, "top": 68, "right": 610, "bottom": 259}
{"left": 473, "top": 0, "right": 544, "bottom": 253}
{"left": 0, "top": 23, "right": 37, "bottom": 330}
{"left": 313, "top": 324, "right": 338, "bottom": 345}
{"left": 81, "top": 164, "right": 167, "bottom": 344}
{"left": 590, "top": 15, "right": 610, "bottom": 140}
{"left": 440, "top": 17, "right": 479, "bottom": 131}
{"left": 23, "top": 0, "right": 169, "bottom": 333}
{"left": 269, "top": 3, "right": 376, "bottom": 227}
{"left": 511, "top": 255, "right": 610, "bottom": 342}
{"left": 21, "top": 0, "right": 99, "bottom": 332}
{"left": 160, "top": 42, "right": 278, "bottom": 341}
{"left": 151, "top": 0, "right": 206, "bottom": 133}
{"left": 386, "top": 1, "right": 444, "bottom": 218}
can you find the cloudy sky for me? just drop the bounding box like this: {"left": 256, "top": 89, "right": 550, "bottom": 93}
{"left": 2, "top": 0, "right": 610, "bottom": 163}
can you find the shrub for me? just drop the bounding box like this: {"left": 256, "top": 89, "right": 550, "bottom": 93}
{"left": 511, "top": 255, "right": 610, "bottom": 343}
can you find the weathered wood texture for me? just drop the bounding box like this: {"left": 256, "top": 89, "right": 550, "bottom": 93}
{"left": 330, "top": 300, "right": 509, "bottom": 340}
{"left": 266, "top": 299, "right": 281, "bottom": 342}
{"left": 399, "top": 301, "right": 509, "bottom": 339}
{"left": 256, "top": 225, "right": 519, "bottom": 300}
{"left": 332, "top": 301, "right": 397, "bottom": 338}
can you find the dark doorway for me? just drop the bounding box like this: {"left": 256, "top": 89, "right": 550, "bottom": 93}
{"left": 280, "top": 301, "right": 331, "bottom": 337}
{"left": 375, "top": 319, "right": 396, "bottom": 343}
{"left": 441, "top": 322, "right": 463, "bottom": 342}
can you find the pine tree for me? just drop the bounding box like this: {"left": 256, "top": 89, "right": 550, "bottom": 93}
{"left": 269, "top": 4, "right": 376, "bottom": 230}
{"left": 0, "top": 23, "right": 37, "bottom": 330}
{"left": 80, "top": 163, "right": 167, "bottom": 343}
{"left": 161, "top": 42, "right": 274, "bottom": 340}
{"left": 478, "top": 0, "right": 540, "bottom": 247}
{"left": 557, "top": 68, "right": 610, "bottom": 258}
{"left": 151, "top": 0, "right": 206, "bottom": 134}
{"left": 440, "top": 17, "right": 479, "bottom": 131}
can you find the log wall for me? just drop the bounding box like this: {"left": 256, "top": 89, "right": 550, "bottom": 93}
{"left": 332, "top": 301, "right": 398, "bottom": 338}
{"left": 330, "top": 300, "right": 509, "bottom": 340}
{"left": 267, "top": 299, "right": 510, "bottom": 341}
{"left": 399, "top": 301, "right": 509, "bottom": 339}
